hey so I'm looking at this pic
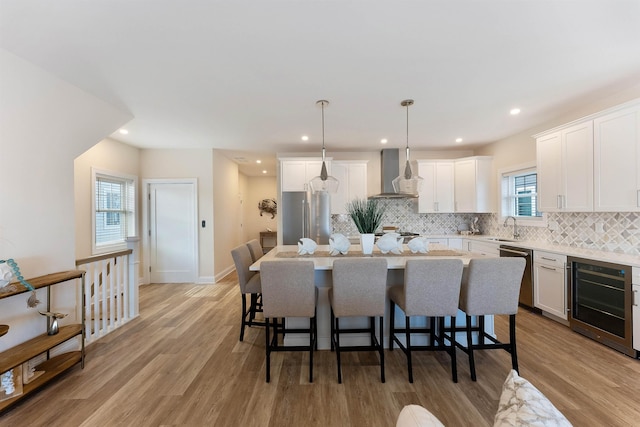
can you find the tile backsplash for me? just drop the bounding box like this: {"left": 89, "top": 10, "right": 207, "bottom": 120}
{"left": 331, "top": 199, "right": 640, "bottom": 256}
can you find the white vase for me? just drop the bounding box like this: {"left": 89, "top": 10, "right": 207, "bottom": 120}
{"left": 360, "top": 233, "right": 375, "bottom": 255}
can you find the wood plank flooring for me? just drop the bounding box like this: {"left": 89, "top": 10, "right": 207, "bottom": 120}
{"left": 2, "top": 272, "right": 639, "bottom": 426}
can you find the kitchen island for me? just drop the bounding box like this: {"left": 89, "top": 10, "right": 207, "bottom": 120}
{"left": 250, "top": 244, "right": 492, "bottom": 349}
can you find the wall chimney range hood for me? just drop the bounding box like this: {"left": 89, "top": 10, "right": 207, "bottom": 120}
{"left": 369, "top": 149, "right": 418, "bottom": 199}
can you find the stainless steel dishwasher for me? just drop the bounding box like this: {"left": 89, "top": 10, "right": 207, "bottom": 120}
{"left": 499, "top": 245, "right": 534, "bottom": 308}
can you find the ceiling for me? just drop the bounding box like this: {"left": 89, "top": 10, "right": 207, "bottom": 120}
{"left": 2, "top": 1, "right": 639, "bottom": 176}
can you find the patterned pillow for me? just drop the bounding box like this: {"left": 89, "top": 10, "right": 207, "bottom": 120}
{"left": 494, "top": 370, "right": 572, "bottom": 427}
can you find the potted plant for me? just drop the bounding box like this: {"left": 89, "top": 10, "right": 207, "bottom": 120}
{"left": 346, "top": 198, "right": 386, "bottom": 254}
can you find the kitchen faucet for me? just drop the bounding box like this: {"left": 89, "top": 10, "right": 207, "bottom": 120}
{"left": 504, "top": 216, "right": 520, "bottom": 239}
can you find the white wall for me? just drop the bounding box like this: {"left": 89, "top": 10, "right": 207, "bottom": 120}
{"left": 212, "top": 151, "right": 242, "bottom": 280}
{"left": 0, "top": 49, "right": 131, "bottom": 351}
{"left": 242, "top": 175, "right": 278, "bottom": 243}
{"left": 74, "top": 138, "right": 141, "bottom": 258}
{"left": 139, "top": 148, "right": 214, "bottom": 282}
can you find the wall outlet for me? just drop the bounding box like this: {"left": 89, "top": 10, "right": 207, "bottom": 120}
{"left": 595, "top": 222, "right": 605, "bottom": 233}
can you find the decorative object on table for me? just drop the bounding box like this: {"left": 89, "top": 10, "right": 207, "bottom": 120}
{"left": 297, "top": 238, "right": 318, "bottom": 255}
{"left": 309, "top": 99, "right": 339, "bottom": 194}
{"left": 376, "top": 233, "right": 404, "bottom": 254}
{"left": 0, "top": 366, "right": 23, "bottom": 402}
{"left": 329, "top": 233, "right": 351, "bottom": 256}
{"left": 407, "top": 236, "right": 430, "bottom": 254}
{"left": 470, "top": 217, "right": 480, "bottom": 234}
{"left": 0, "top": 259, "right": 40, "bottom": 308}
{"left": 346, "top": 198, "right": 387, "bottom": 255}
{"left": 258, "top": 198, "right": 277, "bottom": 218}
{"left": 38, "top": 311, "right": 67, "bottom": 335}
{"left": 392, "top": 99, "right": 423, "bottom": 196}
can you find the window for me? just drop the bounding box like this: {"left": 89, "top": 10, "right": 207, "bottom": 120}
{"left": 92, "top": 168, "right": 137, "bottom": 254}
{"left": 499, "top": 163, "right": 546, "bottom": 227}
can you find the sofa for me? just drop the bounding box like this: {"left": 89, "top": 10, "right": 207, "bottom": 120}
{"left": 396, "top": 370, "right": 572, "bottom": 427}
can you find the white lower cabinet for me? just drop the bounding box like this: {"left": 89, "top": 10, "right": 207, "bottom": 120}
{"left": 424, "top": 237, "right": 462, "bottom": 249}
{"left": 534, "top": 251, "right": 568, "bottom": 320}
{"left": 463, "top": 239, "right": 499, "bottom": 257}
{"left": 447, "top": 238, "right": 463, "bottom": 250}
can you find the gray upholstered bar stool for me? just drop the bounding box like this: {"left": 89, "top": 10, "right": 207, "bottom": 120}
{"left": 329, "top": 258, "right": 388, "bottom": 383}
{"left": 247, "top": 239, "right": 264, "bottom": 262}
{"left": 231, "top": 244, "right": 264, "bottom": 341}
{"left": 260, "top": 260, "right": 317, "bottom": 383}
{"left": 388, "top": 259, "right": 464, "bottom": 383}
{"left": 455, "top": 257, "right": 526, "bottom": 381}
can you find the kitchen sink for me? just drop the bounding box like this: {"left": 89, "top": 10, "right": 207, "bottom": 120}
{"left": 480, "top": 237, "right": 518, "bottom": 242}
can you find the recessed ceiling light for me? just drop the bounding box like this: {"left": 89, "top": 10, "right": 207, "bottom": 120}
{"left": 380, "top": 138, "right": 388, "bottom": 144}
{"left": 510, "top": 108, "right": 521, "bottom": 115}
{"left": 256, "top": 160, "right": 262, "bottom": 164}
{"left": 118, "top": 129, "right": 129, "bottom": 135}
{"left": 262, "top": 170, "right": 267, "bottom": 174}
{"left": 455, "top": 138, "right": 463, "bottom": 143}
{"left": 301, "top": 135, "right": 309, "bottom": 141}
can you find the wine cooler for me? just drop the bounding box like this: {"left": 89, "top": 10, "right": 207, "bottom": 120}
{"left": 568, "top": 257, "right": 636, "bottom": 357}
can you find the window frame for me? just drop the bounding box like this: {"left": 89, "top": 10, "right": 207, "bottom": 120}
{"left": 498, "top": 162, "right": 547, "bottom": 228}
{"left": 91, "top": 168, "right": 137, "bottom": 255}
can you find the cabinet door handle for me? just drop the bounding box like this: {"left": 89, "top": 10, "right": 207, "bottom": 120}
{"left": 541, "top": 256, "right": 557, "bottom": 262}
{"left": 634, "top": 289, "right": 638, "bottom": 307}
{"left": 637, "top": 189, "right": 640, "bottom": 207}
{"left": 557, "top": 195, "right": 562, "bottom": 209}
{"left": 540, "top": 265, "right": 557, "bottom": 271}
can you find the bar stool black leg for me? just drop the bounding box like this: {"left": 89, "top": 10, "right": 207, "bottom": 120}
{"left": 405, "top": 315, "right": 413, "bottom": 383}
{"left": 509, "top": 314, "right": 518, "bottom": 373}
{"left": 379, "top": 315, "right": 385, "bottom": 383}
{"left": 389, "top": 300, "right": 396, "bottom": 350}
{"left": 265, "top": 317, "right": 271, "bottom": 382}
{"left": 466, "top": 315, "right": 476, "bottom": 382}
{"left": 447, "top": 316, "right": 458, "bottom": 383}
{"left": 335, "top": 317, "right": 343, "bottom": 383}
{"left": 240, "top": 294, "right": 248, "bottom": 341}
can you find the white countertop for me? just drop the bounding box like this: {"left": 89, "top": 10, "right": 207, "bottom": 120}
{"left": 449, "top": 235, "right": 639, "bottom": 267}
{"left": 250, "top": 244, "right": 481, "bottom": 271}
{"left": 343, "top": 234, "right": 639, "bottom": 267}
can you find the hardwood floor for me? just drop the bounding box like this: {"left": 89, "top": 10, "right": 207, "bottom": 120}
{"left": 2, "top": 273, "right": 640, "bottom": 426}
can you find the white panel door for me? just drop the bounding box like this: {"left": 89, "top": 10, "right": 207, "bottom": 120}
{"left": 149, "top": 182, "right": 197, "bottom": 283}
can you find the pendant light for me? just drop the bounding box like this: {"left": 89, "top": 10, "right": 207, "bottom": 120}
{"left": 392, "top": 99, "right": 423, "bottom": 195}
{"left": 309, "top": 99, "right": 339, "bottom": 193}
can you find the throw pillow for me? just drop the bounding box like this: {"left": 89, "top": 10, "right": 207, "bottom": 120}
{"left": 396, "top": 404, "right": 445, "bottom": 427}
{"left": 494, "top": 369, "right": 572, "bottom": 427}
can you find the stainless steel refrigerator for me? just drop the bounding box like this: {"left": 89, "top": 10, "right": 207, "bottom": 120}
{"left": 281, "top": 191, "right": 331, "bottom": 245}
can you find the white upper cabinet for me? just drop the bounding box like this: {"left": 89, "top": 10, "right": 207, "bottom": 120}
{"left": 330, "top": 161, "right": 368, "bottom": 214}
{"left": 537, "top": 121, "right": 593, "bottom": 212}
{"left": 280, "top": 158, "right": 326, "bottom": 192}
{"left": 417, "top": 160, "right": 455, "bottom": 213}
{"left": 454, "top": 156, "right": 494, "bottom": 213}
{"left": 535, "top": 99, "right": 640, "bottom": 213}
{"left": 594, "top": 105, "right": 640, "bottom": 212}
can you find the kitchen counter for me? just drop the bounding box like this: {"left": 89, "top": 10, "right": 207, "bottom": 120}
{"left": 462, "top": 235, "right": 640, "bottom": 267}
{"left": 251, "top": 244, "right": 493, "bottom": 350}
{"left": 338, "top": 234, "right": 638, "bottom": 266}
